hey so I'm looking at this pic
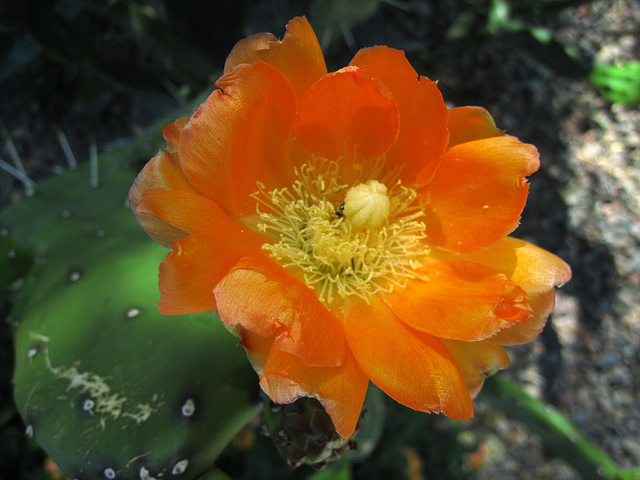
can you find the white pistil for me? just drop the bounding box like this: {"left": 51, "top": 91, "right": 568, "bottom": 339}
{"left": 343, "top": 180, "right": 390, "bottom": 231}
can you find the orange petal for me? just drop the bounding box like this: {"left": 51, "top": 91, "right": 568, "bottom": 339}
{"left": 382, "top": 260, "right": 532, "bottom": 341}
{"left": 129, "top": 149, "right": 199, "bottom": 247}
{"left": 224, "top": 32, "right": 273, "bottom": 72}
{"left": 232, "top": 326, "right": 275, "bottom": 376}
{"left": 456, "top": 237, "right": 571, "bottom": 345}
{"left": 296, "top": 66, "right": 399, "bottom": 168}
{"left": 137, "top": 189, "right": 265, "bottom": 249}
{"left": 224, "top": 16, "right": 327, "bottom": 100}
{"left": 260, "top": 343, "right": 369, "bottom": 438}
{"left": 214, "top": 253, "right": 347, "bottom": 368}
{"left": 179, "top": 60, "right": 298, "bottom": 219}
{"left": 159, "top": 235, "right": 238, "bottom": 314}
{"left": 154, "top": 197, "right": 266, "bottom": 315}
{"left": 350, "top": 47, "right": 448, "bottom": 185}
{"left": 162, "top": 116, "right": 190, "bottom": 150}
{"left": 423, "top": 135, "right": 540, "bottom": 253}
{"left": 441, "top": 339, "right": 510, "bottom": 398}
{"left": 344, "top": 296, "right": 473, "bottom": 420}
{"left": 446, "top": 107, "right": 504, "bottom": 148}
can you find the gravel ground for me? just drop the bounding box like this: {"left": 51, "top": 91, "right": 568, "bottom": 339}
{"left": 1, "top": 0, "right": 638, "bottom": 478}
{"left": 444, "top": 1, "right": 640, "bottom": 477}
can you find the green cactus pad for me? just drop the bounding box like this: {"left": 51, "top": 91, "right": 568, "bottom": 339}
{"left": 3, "top": 125, "right": 260, "bottom": 480}
{"left": 13, "top": 233, "right": 259, "bottom": 480}
{"left": 0, "top": 233, "right": 33, "bottom": 287}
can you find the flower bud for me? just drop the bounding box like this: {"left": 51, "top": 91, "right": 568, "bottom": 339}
{"left": 262, "top": 397, "right": 357, "bottom": 470}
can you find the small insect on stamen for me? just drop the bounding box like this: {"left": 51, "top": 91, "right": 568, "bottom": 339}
{"left": 335, "top": 203, "right": 345, "bottom": 218}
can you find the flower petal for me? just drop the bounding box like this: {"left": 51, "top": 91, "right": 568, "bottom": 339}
{"left": 151, "top": 193, "right": 266, "bottom": 315}
{"left": 350, "top": 47, "right": 448, "bottom": 185}
{"left": 162, "top": 116, "right": 190, "bottom": 150}
{"left": 382, "top": 260, "right": 532, "bottom": 341}
{"left": 129, "top": 148, "right": 198, "bottom": 247}
{"left": 260, "top": 343, "right": 369, "bottom": 438}
{"left": 296, "top": 66, "right": 399, "bottom": 168}
{"left": 441, "top": 339, "right": 510, "bottom": 398}
{"left": 233, "top": 326, "right": 274, "bottom": 376}
{"left": 137, "top": 189, "right": 265, "bottom": 248}
{"left": 224, "top": 16, "right": 327, "bottom": 100}
{"left": 214, "top": 253, "right": 347, "bottom": 368}
{"left": 457, "top": 237, "right": 571, "bottom": 345}
{"left": 344, "top": 296, "right": 473, "bottom": 420}
{"left": 423, "top": 135, "right": 540, "bottom": 253}
{"left": 158, "top": 235, "right": 236, "bottom": 314}
{"left": 179, "top": 60, "right": 298, "bottom": 219}
{"left": 446, "top": 106, "right": 504, "bottom": 148}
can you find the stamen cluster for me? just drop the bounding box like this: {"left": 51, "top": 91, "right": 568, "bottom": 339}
{"left": 253, "top": 161, "right": 429, "bottom": 303}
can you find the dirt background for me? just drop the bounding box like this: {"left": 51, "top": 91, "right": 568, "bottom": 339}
{"left": 1, "top": 0, "right": 638, "bottom": 479}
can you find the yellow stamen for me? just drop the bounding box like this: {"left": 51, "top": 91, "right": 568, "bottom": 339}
{"left": 252, "top": 161, "right": 428, "bottom": 304}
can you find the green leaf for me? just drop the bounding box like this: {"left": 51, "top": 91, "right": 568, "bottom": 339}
{"left": 590, "top": 62, "right": 640, "bottom": 105}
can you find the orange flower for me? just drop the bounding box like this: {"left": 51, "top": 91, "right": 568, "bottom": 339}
{"left": 129, "top": 17, "right": 571, "bottom": 438}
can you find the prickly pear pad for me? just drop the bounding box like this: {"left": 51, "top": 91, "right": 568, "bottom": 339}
{"left": 4, "top": 137, "right": 259, "bottom": 480}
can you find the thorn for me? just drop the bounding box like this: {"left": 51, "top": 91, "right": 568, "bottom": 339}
{"left": 320, "top": 26, "right": 333, "bottom": 52}
{"left": 0, "top": 159, "right": 35, "bottom": 196}
{"left": 1, "top": 122, "right": 35, "bottom": 196}
{"left": 1, "top": 122, "right": 27, "bottom": 175}
{"left": 54, "top": 125, "right": 78, "bottom": 169}
{"left": 89, "top": 134, "right": 98, "bottom": 188}
{"left": 338, "top": 19, "right": 356, "bottom": 51}
{"left": 161, "top": 77, "right": 187, "bottom": 105}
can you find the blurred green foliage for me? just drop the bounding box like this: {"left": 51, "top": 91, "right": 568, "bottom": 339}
{"left": 590, "top": 62, "right": 640, "bottom": 105}
{"left": 446, "top": 0, "right": 591, "bottom": 79}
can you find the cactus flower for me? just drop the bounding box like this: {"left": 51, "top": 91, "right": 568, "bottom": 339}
{"left": 129, "top": 17, "right": 571, "bottom": 439}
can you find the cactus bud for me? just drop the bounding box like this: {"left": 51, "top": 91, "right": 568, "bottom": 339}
{"left": 262, "top": 397, "right": 357, "bottom": 470}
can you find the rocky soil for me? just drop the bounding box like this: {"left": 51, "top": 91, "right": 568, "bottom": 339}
{"left": 443, "top": 1, "right": 640, "bottom": 478}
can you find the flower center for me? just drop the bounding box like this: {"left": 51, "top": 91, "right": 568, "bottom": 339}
{"left": 252, "top": 161, "right": 428, "bottom": 304}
